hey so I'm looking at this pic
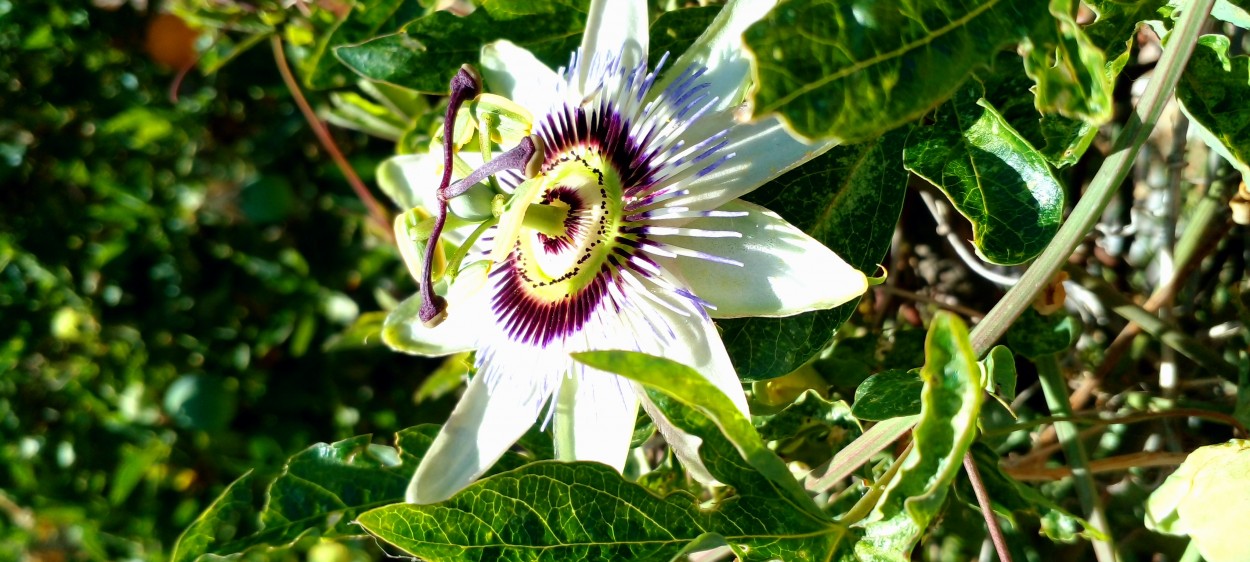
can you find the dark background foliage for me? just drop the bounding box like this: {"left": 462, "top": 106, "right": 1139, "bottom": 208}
{"left": 0, "top": 2, "right": 452, "bottom": 558}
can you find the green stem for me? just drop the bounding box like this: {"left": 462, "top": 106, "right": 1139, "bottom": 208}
{"left": 1174, "top": 175, "right": 1233, "bottom": 268}
{"left": 1036, "top": 354, "right": 1117, "bottom": 562}
{"left": 967, "top": 0, "right": 1216, "bottom": 357}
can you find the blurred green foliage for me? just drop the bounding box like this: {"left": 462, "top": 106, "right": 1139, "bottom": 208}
{"left": 0, "top": 1, "right": 448, "bottom": 559}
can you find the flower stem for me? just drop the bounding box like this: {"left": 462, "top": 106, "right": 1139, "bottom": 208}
{"left": 966, "top": 0, "right": 1215, "bottom": 357}
{"left": 269, "top": 35, "right": 392, "bottom": 243}
{"left": 1036, "top": 354, "right": 1116, "bottom": 562}
{"left": 963, "top": 454, "right": 1013, "bottom": 562}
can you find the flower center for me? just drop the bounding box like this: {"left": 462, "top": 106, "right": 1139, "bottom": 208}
{"left": 490, "top": 149, "right": 630, "bottom": 346}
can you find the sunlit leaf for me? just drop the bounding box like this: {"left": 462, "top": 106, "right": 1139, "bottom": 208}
{"left": 855, "top": 313, "right": 984, "bottom": 558}
{"left": 335, "top": 0, "right": 589, "bottom": 94}
{"left": 904, "top": 87, "right": 1065, "bottom": 265}
{"left": 981, "top": 344, "right": 1018, "bottom": 405}
{"left": 1178, "top": 35, "right": 1250, "bottom": 177}
{"left": 1147, "top": 440, "right": 1250, "bottom": 562}
{"left": 304, "top": 0, "right": 426, "bottom": 90}
{"left": 172, "top": 427, "right": 527, "bottom": 560}
{"left": 1022, "top": 0, "right": 1114, "bottom": 124}
{"left": 744, "top": 0, "right": 1048, "bottom": 142}
{"left": 573, "top": 349, "right": 820, "bottom": 517}
{"left": 170, "top": 472, "right": 256, "bottom": 562}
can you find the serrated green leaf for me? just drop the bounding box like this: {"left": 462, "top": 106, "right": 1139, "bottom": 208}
{"left": 904, "top": 86, "right": 1065, "bottom": 265}
{"left": 744, "top": 0, "right": 1048, "bottom": 142}
{"left": 1085, "top": 0, "right": 1167, "bottom": 72}
{"left": 173, "top": 426, "right": 529, "bottom": 559}
{"left": 852, "top": 369, "right": 924, "bottom": 422}
{"left": 755, "top": 390, "right": 862, "bottom": 467}
{"left": 171, "top": 472, "right": 256, "bottom": 562}
{"left": 572, "top": 349, "right": 824, "bottom": 519}
{"left": 855, "top": 313, "right": 984, "bottom": 559}
{"left": 648, "top": 5, "right": 722, "bottom": 68}
{"left": 304, "top": 0, "right": 427, "bottom": 90}
{"left": 720, "top": 127, "right": 909, "bottom": 381}
{"left": 1005, "top": 309, "right": 1080, "bottom": 359}
{"left": 335, "top": 1, "right": 589, "bottom": 94}
{"left": 1147, "top": 440, "right": 1250, "bottom": 562}
{"left": 982, "top": 50, "right": 1098, "bottom": 167}
{"left": 954, "top": 443, "right": 1095, "bottom": 543}
{"left": 1178, "top": 35, "right": 1250, "bottom": 177}
{"left": 359, "top": 460, "right": 851, "bottom": 562}
{"left": 1022, "top": 0, "right": 1114, "bottom": 124}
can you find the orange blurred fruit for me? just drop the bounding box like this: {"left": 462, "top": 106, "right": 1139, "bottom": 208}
{"left": 145, "top": 13, "right": 197, "bottom": 69}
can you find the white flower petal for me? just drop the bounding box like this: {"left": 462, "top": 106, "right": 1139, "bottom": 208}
{"left": 552, "top": 372, "right": 639, "bottom": 470}
{"left": 664, "top": 113, "right": 835, "bottom": 213}
{"left": 652, "top": 0, "right": 778, "bottom": 112}
{"left": 406, "top": 370, "right": 553, "bottom": 504}
{"left": 382, "top": 262, "right": 490, "bottom": 357}
{"left": 578, "top": 0, "right": 648, "bottom": 88}
{"left": 480, "top": 40, "right": 561, "bottom": 112}
{"left": 654, "top": 289, "right": 750, "bottom": 416}
{"left": 671, "top": 200, "right": 868, "bottom": 318}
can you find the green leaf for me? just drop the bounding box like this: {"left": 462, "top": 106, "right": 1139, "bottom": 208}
{"left": 955, "top": 443, "right": 1094, "bottom": 543}
{"left": 1167, "top": 0, "right": 1250, "bottom": 28}
{"left": 572, "top": 349, "right": 823, "bottom": 519}
{"left": 304, "top": 0, "right": 427, "bottom": 90}
{"left": 647, "top": 6, "right": 722, "bottom": 68}
{"left": 1021, "top": 0, "right": 1114, "bottom": 124}
{"left": 1005, "top": 309, "right": 1080, "bottom": 359}
{"left": 851, "top": 369, "right": 924, "bottom": 421}
{"left": 173, "top": 426, "right": 529, "bottom": 559}
{"left": 1178, "top": 35, "right": 1250, "bottom": 177}
{"left": 1084, "top": 0, "right": 1167, "bottom": 73}
{"left": 359, "top": 459, "right": 850, "bottom": 562}
{"left": 170, "top": 472, "right": 256, "bottom": 562}
{"left": 744, "top": 0, "right": 1048, "bottom": 142}
{"left": 855, "top": 312, "right": 984, "bottom": 559}
{"left": 981, "top": 51, "right": 1097, "bottom": 167}
{"left": 755, "top": 390, "right": 862, "bottom": 467}
{"left": 1147, "top": 440, "right": 1250, "bottom": 562}
{"left": 981, "top": 344, "right": 1018, "bottom": 403}
{"left": 720, "top": 127, "right": 909, "bottom": 381}
{"left": 335, "top": 0, "right": 589, "bottom": 94}
{"left": 904, "top": 86, "right": 1065, "bottom": 265}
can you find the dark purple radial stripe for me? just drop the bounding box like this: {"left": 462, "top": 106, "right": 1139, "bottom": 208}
{"left": 489, "top": 254, "right": 614, "bottom": 348}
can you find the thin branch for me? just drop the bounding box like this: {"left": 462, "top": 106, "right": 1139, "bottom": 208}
{"left": 1004, "top": 451, "right": 1189, "bottom": 481}
{"left": 875, "top": 285, "right": 986, "bottom": 320}
{"left": 270, "top": 35, "right": 393, "bottom": 243}
{"left": 964, "top": 454, "right": 1014, "bottom": 562}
